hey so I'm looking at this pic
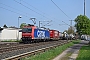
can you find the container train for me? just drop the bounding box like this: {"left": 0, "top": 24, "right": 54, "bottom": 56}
{"left": 21, "top": 25, "right": 74, "bottom": 43}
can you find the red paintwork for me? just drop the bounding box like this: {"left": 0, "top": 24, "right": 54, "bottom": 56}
{"left": 22, "top": 33, "right": 32, "bottom": 37}
{"left": 22, "top": 25, "right": 36, "bottom": 39}
{"left": 49, "top": 30, "right": 59, "bottom": 39}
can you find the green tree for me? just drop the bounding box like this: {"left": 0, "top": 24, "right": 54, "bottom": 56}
{"left": 64, "top": 26, "right": 75, "bottom": 34}
{"left": 20, "top": 23, "right": 27, "bottom": 29}
{"left": 67, "top": 26, "right": 75, "bottom": 34}
{"left": 74, "top": 15, "right": 90, "bottom": 35}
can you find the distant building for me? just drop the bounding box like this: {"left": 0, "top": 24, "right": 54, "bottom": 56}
{"left": 0, "top": 27, "right": 22, "bottom": 41}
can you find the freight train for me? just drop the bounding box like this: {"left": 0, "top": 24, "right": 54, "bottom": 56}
{"left": 21, "top": 25, "right": 74, "bottom": 43}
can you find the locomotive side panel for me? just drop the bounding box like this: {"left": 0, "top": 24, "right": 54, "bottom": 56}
{"left": 34, "top": 29, "right": 50, "bottom": 39}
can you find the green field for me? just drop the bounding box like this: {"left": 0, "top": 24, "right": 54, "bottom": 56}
{"left": 76, "top": 45, "right": 90, "bottom": 60}
{"left": 22, "top": 40, "right": 80, "bottom": 60}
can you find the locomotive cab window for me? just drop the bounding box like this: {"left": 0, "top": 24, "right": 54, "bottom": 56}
{"left": 28, "top": 28, "right": 32, "bottom": 32}
{"left": 22, "top": 28, "right": 32, "bottom": 33}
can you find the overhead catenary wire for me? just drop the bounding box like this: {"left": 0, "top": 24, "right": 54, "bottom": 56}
{"left": 51, "top": 0, "right": 71, "bottom": 19}
{"left": 0, "top": 0, "right": 63, "bottom": 27}
{"left": 0, "top": 6, "right": 43, "bottom": 27}
{"left": 0, "top": 2, "right": 47, "bottom": 21}
{"left": 0, "top": 2, "right": 34, "bottom": 16}
{"left": 21, "top": 0, "right": 63, "bottom": 26}
{"left": 0, "top": 1, "right": 52, "bottom": 27}
{"left": 21, "top": 0, "right": 46, "bottom": 15}
{"left": 14, "top": 0, "right": 52, "bottom": 21}
{"left": 0, "top": 6, "right": 29, "bottom": 18}
{"left": 21, "top": 0, "right": 58, "bottom": 21}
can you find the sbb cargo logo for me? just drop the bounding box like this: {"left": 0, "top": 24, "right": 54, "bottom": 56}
{"left": 37, "top": 30, "right": 45, "bottom": 37}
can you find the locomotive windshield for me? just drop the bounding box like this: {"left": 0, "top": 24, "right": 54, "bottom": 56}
{"left": 22, "top": 28, "right": 32, "bottom": 33}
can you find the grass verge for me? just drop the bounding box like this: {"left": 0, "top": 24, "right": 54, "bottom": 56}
{"left": 1, "top": 40, "right": 22, "bottom": 42}
{"left": 22, "top": 40, "right": 80, "bottom": 60}
{"left": 76, "top": 45, "right": 90, "bottom": 60}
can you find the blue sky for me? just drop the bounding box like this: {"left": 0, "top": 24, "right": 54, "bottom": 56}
{"left": 0, "top": 0, "right": 90, "bottom": 32}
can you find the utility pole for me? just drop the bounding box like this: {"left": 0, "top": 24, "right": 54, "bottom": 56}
{"left": 84, "top": 0, "right": 85, "bottom": 16}
{"left": 39, "top": 21, "right": 40, "bottom": 28}
{"left": 69, "top": 20, "right": 74, "bottom": 34}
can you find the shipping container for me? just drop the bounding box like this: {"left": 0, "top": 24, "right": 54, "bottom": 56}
{"left": 49, "top": 30, "right": 59, "bottom": 40}
{"left": 34, "top": 29, "right": 50, "bottom": 39}
{"left": 59, "top": 32, "right": 63, "bottom": 40}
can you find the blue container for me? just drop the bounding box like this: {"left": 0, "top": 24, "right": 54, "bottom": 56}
{"left": 34, "top": 29, "right": 50, "bottom": 39}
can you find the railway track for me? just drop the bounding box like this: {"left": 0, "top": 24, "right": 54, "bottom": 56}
{"left": 0, "top": 41, "right": 62, "bottom": 54}
{"left": 0, "top": 42, "right": 19, "bottom": 48}
{"left": 0, "top": 40, "right": 70, "bottom": 60}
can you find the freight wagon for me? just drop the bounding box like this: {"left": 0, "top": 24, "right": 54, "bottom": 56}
{"left": 49, "top": 30, "right": 59, "bottom": 40}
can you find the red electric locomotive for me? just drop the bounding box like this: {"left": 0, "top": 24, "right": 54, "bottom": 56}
{"left": 21, "top": 25, "right": 50, "bottom": 43}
